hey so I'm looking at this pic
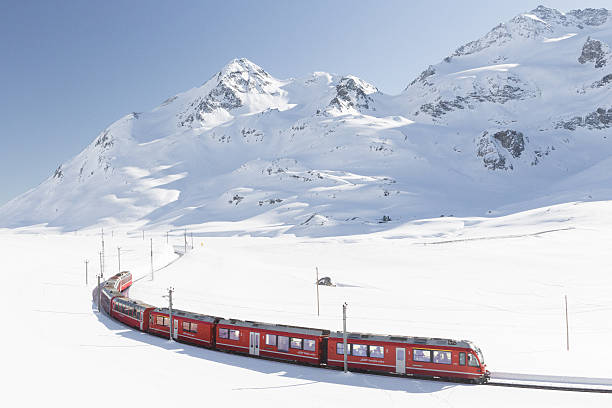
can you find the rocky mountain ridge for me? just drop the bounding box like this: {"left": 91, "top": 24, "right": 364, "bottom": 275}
{"left": 2, "top": 6, "right": 612, "bottom": 235}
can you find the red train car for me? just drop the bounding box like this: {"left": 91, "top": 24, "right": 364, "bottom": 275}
{"left": 327, "top": 332, "right": 489, "bottom": 383}
{"left": 110, "top": 271, "right": 132, "bottom": 292}
{"left": 215, "top": 318, "right": 329, "bottom": 365}
{"left": 110, "top": 297, "right": 156, "bottom": 331}
{"left": 97, "top": 286, "right": 122, "bottom": 315}
{"left": 148, "top": 308, "right": 219, "bottom": 347}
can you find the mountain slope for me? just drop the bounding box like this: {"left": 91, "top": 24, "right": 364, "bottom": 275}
{"left": 2, "top": 7, "right": 612, "bottom": 235}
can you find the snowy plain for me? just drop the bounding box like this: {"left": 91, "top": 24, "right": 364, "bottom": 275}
{"left": 2, "top": 200, "right": 612, "bottom": 407}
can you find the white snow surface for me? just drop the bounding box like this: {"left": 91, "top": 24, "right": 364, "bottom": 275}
{"left": 1, "top": 6, "right": 612, "bottom": 235}
{"left": 2, "top": 201, "right": 612, "bottom": 406}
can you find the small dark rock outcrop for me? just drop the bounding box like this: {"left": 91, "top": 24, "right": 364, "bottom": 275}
{"left": 492, "top": 130, "right": 525, "bottom": 158}
{"left": 329, "top": 76, "right": 377, "bottom": 112}
{"left": 556, "top": 107, "right": 612, "bottom": 130}
{"left": 476, "top": 129, "right": 526, "bottom": 170}
{"left": 578, "top": 37, "right": 610, "bottom": 68}
{"left": 567, "top": 8, "right": 609, "bottom": 26}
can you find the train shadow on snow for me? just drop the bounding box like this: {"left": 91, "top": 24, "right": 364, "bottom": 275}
{"left": 92, "top": 305, "right": 463, "bottom": 394}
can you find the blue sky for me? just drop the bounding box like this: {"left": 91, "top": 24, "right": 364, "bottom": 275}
{"left": 1, "top": 0, "right": 609, "bottom": 206}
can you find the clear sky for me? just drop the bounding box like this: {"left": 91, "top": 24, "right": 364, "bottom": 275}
{"left": 1, "top": 0, "right": 609, "bottom": 206}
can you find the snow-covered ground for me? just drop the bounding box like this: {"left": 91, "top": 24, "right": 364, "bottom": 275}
{"left": 2, "top": 200, "right": 611, "bottom": 406}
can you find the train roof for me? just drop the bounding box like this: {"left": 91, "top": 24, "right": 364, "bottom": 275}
{"left": 153, "top": 308, "right": 220, "bottom": 323}
{"left": 329, "top": 331, "right": 476, "bottom": 349}
{"left": 101, "top": 286, "right": 122, "bottom": 298}
{"left": 218, "top": 318, "right": 330, "bottom": 337}
{"left": 114, "top": 296, "right": 156, "bottom": 309}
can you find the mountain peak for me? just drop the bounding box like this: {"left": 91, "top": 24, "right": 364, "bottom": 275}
{"left": 177, "top": 58, "right": 285, "bottom": 128}
{"left": 217, "top": 58, "right": 269, "bottom": 80}
{"left": 328, "top": 75, "right": 378, "bottom": 113}
{"left": 450, "top": 6, "right": 610, "bottom": 59}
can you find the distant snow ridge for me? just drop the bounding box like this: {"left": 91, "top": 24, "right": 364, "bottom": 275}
{"left": 2, "top": 6, "right": 612, "bottom": 234}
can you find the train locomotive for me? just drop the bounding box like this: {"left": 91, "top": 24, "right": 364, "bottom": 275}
{"left": 93, "top": 272, "right": 490, "bottom": 384}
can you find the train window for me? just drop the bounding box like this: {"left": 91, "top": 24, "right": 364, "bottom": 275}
{"left": 163, "top": 317, "right": 170, "bottom": 327}
{"left": 182, "top": 322, "right": 197, "bottom": 333}
{"left": 304, "top": 339, "right": 316, "bottom": 351}
{"left": 369, "top": 345, "right": 384, "bottom": 358}
{"left": 468, "top": 354, "right": 479, "bottom": 367}
{"left": 336, "top": 342, "right": 350, "bottom": 355}
{"left": 278, "top": 336, "right": 289, "bottom": 352}
{"left": 229, "top": 330, "right": 240, "bottom": 340}
{"left": 265, "top": 334, "right": 277, "bottom": 346}
{"left": 156, "top": 316, "right": 164, "bottom": 326}
{"left": 413, "top": 349, "right": 432, "bottom": 363}
{"left": 290, "top": 338, "right": 303, "bottom": 350}
{"left": 433, "top": 351, "right": 451, "bottom": 364}
{"left": 136, "top": 311, "right": 141, "bottom": 320}
{"left": 219, "top": 328, "right": 229, "bottom": 339}
{"left": 459, "top": 352, "right": 466, "bottom": 366}
{"left": 352, "top": 344, "right": 367, "bottom": 357}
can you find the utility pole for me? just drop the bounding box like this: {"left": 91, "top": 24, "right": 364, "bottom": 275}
{"left": 150, "top": 238, "right": 154, "bottom": 279}
{"left": 316, "top": 267, "right": 320, "bottom": 317}
{"left": 97, "top": 274, "right": 101, "bottom": 312}
{"left": 191, "top": 232, "right": 194, "bottom": 249}
{"left": 85, "top": 260, "right": 89, "bottom": 286}
{"left": 142, "top": 230, "right": 144, "bottom": 240}
{"left": 565, "top": 295, "right": 570, "bottom": 351}
{"left": 184, "top": 229, "right": 187, "bottom": 254}
{"left": 166, "top": 230, "right": 169, "bottom": 244}
{"left": 101, "top": 228, "right": 105, "bottom": 278}
{"left": 99, "top": 251, "right": 104, "bottom": 280}
{"left": 117, "top": 247, "right": 121, "bottom": 273}
{"left": 343, "top": 302, "right": 348, "bottom": 373}
{"left": 164, "top": 287, "right": 175, "bottom": 341}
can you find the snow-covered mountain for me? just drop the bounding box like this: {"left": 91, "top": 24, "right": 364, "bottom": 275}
{"left": 2, "top": 6, "right": 611, "bottom": 235}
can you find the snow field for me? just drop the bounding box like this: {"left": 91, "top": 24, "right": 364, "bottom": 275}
{"left": 2, "top": 201, "right": 612, "bottom": 406}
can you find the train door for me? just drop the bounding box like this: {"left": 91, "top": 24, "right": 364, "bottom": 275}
{"left": 396, "top": 348, "right": 406, "bottom": 374}
{"left": 249, "top": 332, "right": 260, "bottom": 356}
{"left": 173, "top": 319, "right": 179, "bottom": 339}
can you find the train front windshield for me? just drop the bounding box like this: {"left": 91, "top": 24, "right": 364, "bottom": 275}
{"left": 475, "top": 347, "right": 484, "bottom": 365}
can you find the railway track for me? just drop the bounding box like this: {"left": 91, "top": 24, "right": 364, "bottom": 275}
{"left": 486, "top": 381, "right": 612, "bottom": 394}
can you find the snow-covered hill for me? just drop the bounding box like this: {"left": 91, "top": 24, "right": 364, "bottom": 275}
{"left": 2, "top": 6, "right": 611, "bottom": 234}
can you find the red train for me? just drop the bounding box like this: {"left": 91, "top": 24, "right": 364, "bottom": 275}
{"left": 94, "top": 272, "right": 490, "bottom": 383}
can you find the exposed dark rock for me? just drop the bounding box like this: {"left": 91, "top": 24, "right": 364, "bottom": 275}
{"left": 492, "top": 130, "right": 525, "bottom": 158}
{"left": 228, "top": 194, "right": 244, "bottom": 205}
{"left": 420, "top": 96, "right": 470, "bottom": 118}
{"left": 556, "top": 107, "right": 612, "bottom": 130}
{"left": 408, "top": 66, "right": 436, "bottom": 87}
{"left": 419, "top": 74, "right": 535, "bottom": 118}
{"left": 591, "top": 73, "right": 612, "bottom": 88}
{"left": 94, "top": 130, "right": 113, "bottom": 150}
{"left": 53, "top": 165, "right": 63, "bottom": 180}
{"left": 329, "top": 76, "right": 377, "bottom": 112}
{"left": 476, "top": 131, "right": 526, "bottom": 170}
{"left": 567, "top": 8, "right": 609, "bottom": 26}
{"left": 578, "top": 37, "right": 610, "bottom": 68}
